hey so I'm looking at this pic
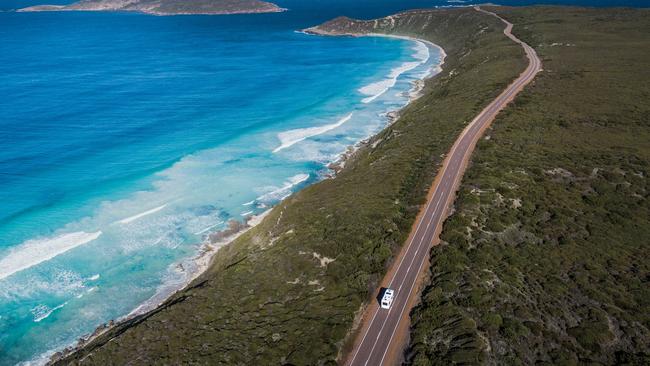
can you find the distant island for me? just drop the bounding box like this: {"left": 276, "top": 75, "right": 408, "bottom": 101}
{"left": 16, "top": 4, "right": 648, "bottom": 366}
{"left": 17, "top": 0, "right": 286, "bottom": 15}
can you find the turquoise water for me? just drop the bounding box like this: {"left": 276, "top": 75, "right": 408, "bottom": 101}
{"left": 0, "top": 6, "right": 442, "bottom": 364}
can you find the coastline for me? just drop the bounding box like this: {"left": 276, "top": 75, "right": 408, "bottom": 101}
{"left": 41, "top": 34, "right": 446, "bottom": 366}
{"left": 126, "top": 209, "right": 272, "bottom": 317}
{"left": 30, "top": 5, "right": 649, "bottom": 365}
{"left": 34, "top": 5, "right": 544, "bottom": 363}
{"left": 328, "top": 34, "right": 446, "bottom": 175}
{"left": 42, "top": 210, "right": 273, "bottom": 365}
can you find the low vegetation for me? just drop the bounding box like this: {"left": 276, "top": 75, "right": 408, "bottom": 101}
{"left": 53, "top": 7, "right": 528, "bottom": 365}
{"left": 406, "top": 6, "right": 650, "bottom": 365}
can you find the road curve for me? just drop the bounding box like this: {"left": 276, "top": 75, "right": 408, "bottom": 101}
{"left": 346, "top": 7, "right": 541, "bottom": 366}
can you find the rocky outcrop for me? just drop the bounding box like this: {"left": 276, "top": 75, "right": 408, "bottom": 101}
{"left": 18, "top": 0, "right": 286, "bottom": 15}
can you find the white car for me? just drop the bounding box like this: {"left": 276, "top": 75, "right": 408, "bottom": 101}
{"left": 380, "top": 288, "right": 395, "bottom": 309}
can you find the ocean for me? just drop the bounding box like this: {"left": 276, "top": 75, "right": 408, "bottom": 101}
{"left": 0, "top": 0, "right": 645, "bottom": 364}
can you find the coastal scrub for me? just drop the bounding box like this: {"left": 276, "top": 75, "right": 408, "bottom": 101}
{"left": 407, "top": 6, "right": 650, "bottom": 365}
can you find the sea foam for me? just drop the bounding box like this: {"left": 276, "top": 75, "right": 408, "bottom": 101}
{"left": 193, "top": 221, "right": 225, "bottom": 236}
{"left": 32, "top": 302, "right": 68, "bottom": 323}
{"left": 273, "top": 113, "right": 353, "bottom": 153}
{"left": 255, "top": 174, "right": 310, "bottom": 203}
{"left": 359, "top": 40, "right": 430, "bottom": 103}
{"left": 0, "top": 231, "right": 102, "bottom": 281}
{"left": 116, "top": 204, "right": 167, "bottom": 225}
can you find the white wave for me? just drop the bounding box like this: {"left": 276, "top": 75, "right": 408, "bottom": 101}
{"left": 0, "top": 231, "right": 102, "bottom": 281}
{"left": 32, "top": 302, "right": 68, "bottom": 323}
{"left": 256, "top": 173, "right": 310, "bottom": 203}
{"left": 115, "top": 204, "right": 167, "bottom": 224}
{"left": 88, "top": 274, "right": 100, "bottom": 281}
{"left": 192, "top": 221, "right": 224, "bottom": 236}
{"left": 241, "top": 211, "right": 253, "bottom": 217}
{"left": 412, "top": 40, "right": 430, "bottom": 62}
{"left": 288, "top": 173, "right": 311, "bottom": 187}
{"left": 273, "top": 113, "right": 353, "bottom": 153}
{"left": 0, "top": 269, "right": 84, "bottom": 302}
{"left": 359, "top": 40, "right": 430, "bottom": 103}
{"left": 359, "top": 62, "right": 420, "bottom": 103}
{"left": 242, "top": 200, "right": 255, "bottom": 206}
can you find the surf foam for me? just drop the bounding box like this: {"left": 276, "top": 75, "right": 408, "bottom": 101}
{"left": 255, "top": 173, "right": 310, "bottom": 203}
{"left": 273, "top": 113, "right": 353, "bottom": 153}
{"left": 193, "top": 221, "right": 225, "bottom": 236}
{"left": 0, "top": 231, "right": 102, "bottom": 281}
{"left": 32, "top": 302, "right": 68, "bottom": 323}
{"left": 116, "top": 204, "right": 167, "bottom": 225}
{"left": 359, "top": 40, "right": 430, "bottom": 103}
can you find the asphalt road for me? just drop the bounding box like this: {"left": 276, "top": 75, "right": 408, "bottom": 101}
{"left": 347, "top": 7, "right": 541, "bottom": 366}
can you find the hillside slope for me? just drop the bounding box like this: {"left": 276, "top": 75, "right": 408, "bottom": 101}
{"left": 407, "top": 6, "right": 650, "bottom": 365}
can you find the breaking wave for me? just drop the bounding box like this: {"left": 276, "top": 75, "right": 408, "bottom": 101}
{"left": 359, "top": 40, "right": 430, "bottom": 103}
{"left": 255, "top": 174, "right": 310, "bottom": 203}
{"left": 0, "top": 231, "right": 102, "bottom": 281}
{"left": 115, "top": 204, "right": 167, "bottom": 225}
{"left": 32, "top": 302, "right": 68, "bottom": 323}
{"left": 273, "top": 113, "right": 353, "bottom": 153}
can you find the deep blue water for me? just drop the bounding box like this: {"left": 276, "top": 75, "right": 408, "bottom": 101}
{"left": 0, "top": 0, "right": 646, "bottom": 364}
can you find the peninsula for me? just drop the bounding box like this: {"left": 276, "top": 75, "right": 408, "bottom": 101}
{"left": 17, "top": 0, "right": 286, "bottom": 15}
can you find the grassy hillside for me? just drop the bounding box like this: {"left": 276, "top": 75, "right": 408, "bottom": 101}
{"left": 53, "top": 7, "right": 527, "bottom": 365}
{"left": 406, "top": 6, "right": 650, "bottom": 365}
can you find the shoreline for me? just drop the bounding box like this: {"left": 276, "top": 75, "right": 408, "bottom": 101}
{"left": 41, "top": 34, "right": 446, "bottom": 366}
{"left": 131, "top": 35, "right": 445, "bottom": 319}
{"left": 328, "top": 35, "right": 446, "bottom": 174}
{"left": 125, "top": 209, "right": 272, "bottom": 317}
{"left": 43, "top": 210, "right": 272, "bottom": 365}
